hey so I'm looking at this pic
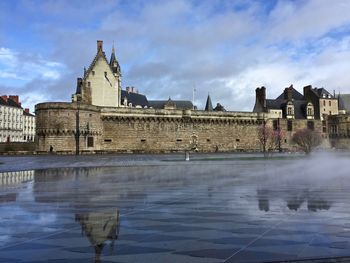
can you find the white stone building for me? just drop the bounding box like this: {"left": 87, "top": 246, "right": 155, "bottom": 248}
{"left": 23, "top": 108, "right": 35, "bottom": 142}
{"left": 0, "top": 95, "right": 35, "bottom": 142}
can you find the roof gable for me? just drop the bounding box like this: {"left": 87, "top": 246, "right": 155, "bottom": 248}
{"left": 276, "top": 88, "right": 304, "bottom": 100}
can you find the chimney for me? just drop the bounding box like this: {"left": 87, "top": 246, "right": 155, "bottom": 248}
{"left": 1, "top": 95, "right": 8, "bottom": 102}
{"left": 9, "top": 95, "right": 19, "bottom": 104}
{"left": 25, "top": 108, "right": 30, "bottom": 113}
{"left": 97, "top": 40, "right": 103, "bottom": 52}
{"left": 283, "top": 85, "right": 293, "bottom": 101}
{"left": 254, "top": 86, "right": 266, "bottom": 112}
{"left": 126, "top": 87, "right": 130, "bottom": 93}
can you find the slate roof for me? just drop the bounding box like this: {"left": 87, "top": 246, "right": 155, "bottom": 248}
{"left": 148, "top": 100, "right": 193, "bottom": 110}
{"left": 121, "top": 90, "right": 148, "bottom": 107}
{"left": 276, "top": 88, "right": 304, "bottom": 100}
{"left": 109, "top": 47, "right": 121, "bottom": 75}
{"left": 314, "top": 88, "right": 332, "bottom": 98}
{"left": 204, "top": 95, "right": 213, "bottom": 111}
{"left": 338, "top": 94, "right": 350, "bottom": 113}
{"left": 266, "top": 99, "right": 282, "bottom": 110}
{"left": 0, "top": 97, "right": 22, "bottom": 109}
{"left": 266, "top": 99, "right": 307, "bottom": 119}
{"left": 23, "top": 110, "right": 35, "bottom": 117}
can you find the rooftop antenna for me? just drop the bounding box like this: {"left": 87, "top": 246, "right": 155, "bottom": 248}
{"left": 192, "top": 83, "right": 196, "bottom": 110}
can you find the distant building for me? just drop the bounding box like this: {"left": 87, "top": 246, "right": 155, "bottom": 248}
{"left": 23, "top": 108, "right": 36, "bottom": 142}
{"left": 303, "top": 85, "right": 338, "bottom": 120}
{"left": 121, "top": 87, "right": 148, "bottom": 108}
{"left": 337, "top": 94, "right": 350, "bottom": 114}
{"left": 204, "top": 94, "right": 225, "bottom": 111}
{"left": 0, "top": 95, "right": 35, "bottom": 142}
{"left": 148, "top": 98, "right": 193, "bottom": 110}
{"left": 253, "top": 85, "right": 315, "bottom": 120}
{"left": 72, "top": 41, "right": 121, "bottom": 107}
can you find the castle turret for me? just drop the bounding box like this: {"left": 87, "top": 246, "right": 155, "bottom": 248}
{"left": 205, "top": 94, "right": 213, "bottom": 111}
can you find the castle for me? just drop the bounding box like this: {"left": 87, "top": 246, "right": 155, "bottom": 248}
{"left": 35, "top": 40, "right": 348, "bottom": 154}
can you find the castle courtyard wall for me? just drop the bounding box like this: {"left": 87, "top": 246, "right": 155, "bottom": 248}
{"left": 35, "top": 102, "right": 326, "bottom": 154}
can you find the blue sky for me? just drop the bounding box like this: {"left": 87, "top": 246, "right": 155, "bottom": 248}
{"left": 1, "top": 0, "right": 350, "bottom": 111}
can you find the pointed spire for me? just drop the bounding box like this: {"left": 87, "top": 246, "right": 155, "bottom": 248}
{"left": 205, "top": 93, "right": 213, "bottom": 111}
{"left": 110, "top": 42, "right": 121, "bottom": 75}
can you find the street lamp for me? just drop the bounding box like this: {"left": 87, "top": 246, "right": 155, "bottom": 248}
{"left": 75, "top": 97, "right": 81, "bottom": 155}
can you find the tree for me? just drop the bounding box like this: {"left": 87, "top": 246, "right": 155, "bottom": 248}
{"left": 257, "top": 124, "right": 285, "bottom": 156}
{"left": 292, "top": 128, "right": 322, "bottom": 154}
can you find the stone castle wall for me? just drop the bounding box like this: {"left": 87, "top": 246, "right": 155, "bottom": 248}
{"left": 35, "top": 102, "right": 325, "bottom": 154}
{"left": 100, "top": 108, "right": 262, "bottom": 153}
{"left": 35, "top": 102, "right": 103, "bottom": 153}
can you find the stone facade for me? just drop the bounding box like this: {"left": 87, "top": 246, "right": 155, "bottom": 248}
{"left": 35, "top": 102, "right": 103, "bottom": 153}
{"left": 35, "top": 102, "right": 267, "bottom": 153}
{"left": 35, "top": 40, "right": 328, "bottom": 154}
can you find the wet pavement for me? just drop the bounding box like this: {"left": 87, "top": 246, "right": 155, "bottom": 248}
{"left": 0, "top": 152, "right": 350, "bottom": 262}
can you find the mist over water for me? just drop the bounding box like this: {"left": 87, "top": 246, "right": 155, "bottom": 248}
{"left": 0, "top": 152, "right": 350, "bottom": 261}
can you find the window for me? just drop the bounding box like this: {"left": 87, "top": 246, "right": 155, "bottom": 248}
{"left": 88, "top": 82, "right": 91, "bottom": 87}
{"left": 104, "top": 139, "right": 112, "bottom": 142}
{"left": 87, "top": 137, "right": 94, "bottom": 147}
{"left": 307, "top": 121, "right": 314, "bottom": 131}
{"left": 287, "top": 107, "right": 292, "bottom": 115}
{"left": 329, "top": 101, "right": 331, "bottom": 106}
{"left": 140, "top": 139, "right": 146, "bottom": 142}
{"left": 92, "top": 71, "right": 95, "bottom": 76}
{"left": 176, "top": 139, "right": 182, "bottom": 142}
{"left": 287, "top": 120, "right": 293, "bottom": 131}
{"left": 323, "top": 100, "right": 326, "bottom": 106}
{"left": 307, "top": 108, "right": 312, "bottom": 116}
{"left": 329, "top": 111, "right": 332, "bottom": 115}
{"left": 273, "top": 120, "right": 278, "bottom": 130}
{"left": 236, "top": 138, "right": 240, "bottom": 142}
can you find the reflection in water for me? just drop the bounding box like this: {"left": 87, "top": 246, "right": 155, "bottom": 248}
{"left": 257, "top": 188, "right": 332, "bottom": 212}
{"left": 257, "top": 189, "right": 269, "bottom": 212}
{"left": 0, "top": 170, "right": 34, "bottom": 186}
{"left": 0, "top": 193, "right": 17, "bottom": 203}
{"left": 75, "top": 209, "right": 120, "bottom": 263}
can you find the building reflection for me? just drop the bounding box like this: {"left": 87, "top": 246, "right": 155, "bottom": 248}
{"left": 0, "top": 170, "right": 34, "bottom": 186}
{"left": 257, "top": 188, "right": 332, "bottom": 212}
{"left": 257, "top": 189, "right": 269, "bottom": 212}
{"left": 75, "top": 209, "right": 120, "bottom": 263}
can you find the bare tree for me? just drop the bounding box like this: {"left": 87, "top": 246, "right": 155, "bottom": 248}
{"left": 257, "top": 125, "right": 284, "bottom": 156}
{"left": 292, "top": 128, "right": 322, "bottom": 154}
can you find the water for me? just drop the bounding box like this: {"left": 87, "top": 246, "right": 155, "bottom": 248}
{"left": 0, "top": 153, "right": 350, "bottom": 262}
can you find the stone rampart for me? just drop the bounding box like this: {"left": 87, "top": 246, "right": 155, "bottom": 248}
{"left": 35, "top": 102, "right": 103, "bottom": 153}
{"left": 35, "top": 102, "right": 325, "bottom": 154}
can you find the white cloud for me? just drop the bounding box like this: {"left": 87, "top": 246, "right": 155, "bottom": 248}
{"left": 3, "top": 0, "right": 350, "bottom": 112}
{"left": 0, "top": 47, "right": 66, "bottom": 84}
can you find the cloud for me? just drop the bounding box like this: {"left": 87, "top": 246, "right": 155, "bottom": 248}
{"left": 2, "top": 0, "right": 350, "bottom": 112}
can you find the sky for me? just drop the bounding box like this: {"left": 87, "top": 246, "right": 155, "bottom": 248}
{"left": 1, "top": 0, "right": 350, "bottom": 112}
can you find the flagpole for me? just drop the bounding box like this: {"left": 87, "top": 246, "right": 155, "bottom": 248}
{"left": 192, "top": 84, "right": 196, "bottom": 110}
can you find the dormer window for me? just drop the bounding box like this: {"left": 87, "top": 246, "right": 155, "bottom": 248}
{"left": 307, "top": 108, "right": 312, "bottom": 116}
{"left": 306, "top": 102, "right": 314, "bottom": 119}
